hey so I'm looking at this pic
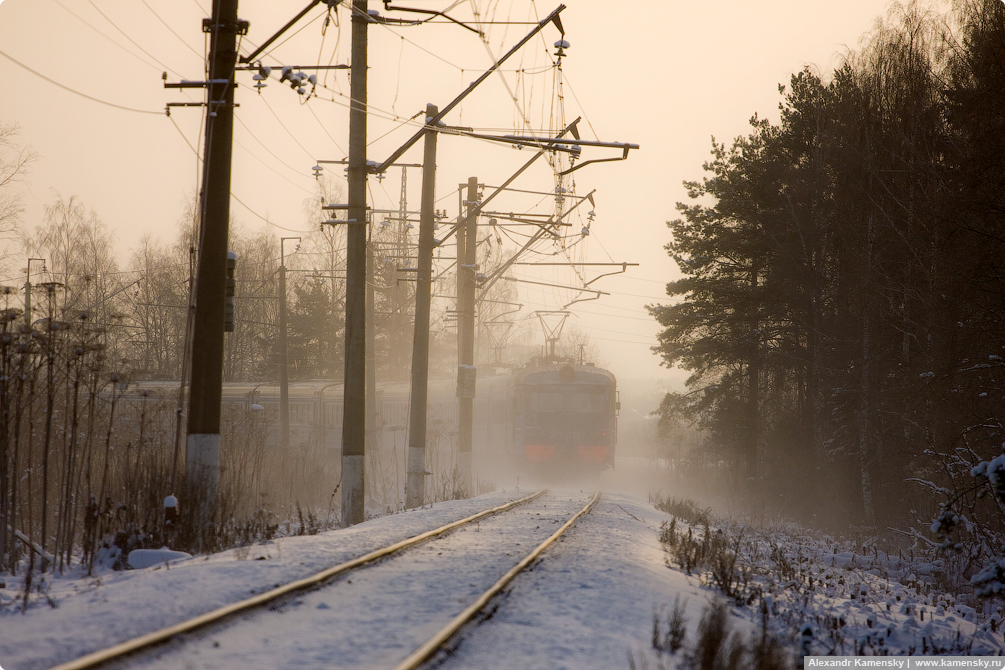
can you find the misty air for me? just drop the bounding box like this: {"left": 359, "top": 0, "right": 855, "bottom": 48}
{"left": 1, "top": 1, "right": 1005, "bottom": 668}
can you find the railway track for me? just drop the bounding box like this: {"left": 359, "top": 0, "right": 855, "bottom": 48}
{"left": 49, "top": 490, "right": 599, "bottom": 670}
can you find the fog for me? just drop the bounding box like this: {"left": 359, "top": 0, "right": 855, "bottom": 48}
{"left": 7, "top": 4, "right": 1005, "bottom": 659}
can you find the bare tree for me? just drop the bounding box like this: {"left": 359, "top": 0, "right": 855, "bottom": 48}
{"left": 0, "top": 121, "right": 39, "bottom": 267}
{"left": 30, "top": 198, "right": 121, "bottom": 311}
{"left": 126, "top": 235, "right": 190, "bottom": 379}
{"left": 224, "top": 226, "right": 278, "bottom": 382}
{"left": 0, "top": 122, "right": 38, "bottom": 222}
{"left": 558, "top": 325, "right": 605, "bottom": 367}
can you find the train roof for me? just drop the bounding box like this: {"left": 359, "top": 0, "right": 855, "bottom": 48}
{"left": 512, "top": 362, "right": 616, "bottom": 386}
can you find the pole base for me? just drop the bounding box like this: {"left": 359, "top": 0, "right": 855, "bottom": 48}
{"left": 405, "top": 446, "right": 427, "bottom": 509}
{"left": 457, "top": 451, "right": 472, "bottom": 499}
{"left": 341, "top": 453, "right": 365, "bottom": 526}
{"left": 185, "top": 433, "right": 220, "bottom": 535}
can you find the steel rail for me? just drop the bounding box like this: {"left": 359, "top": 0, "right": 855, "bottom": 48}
{"left": 48, "top": 490, "right": 547, "bottom": 670}
{"left": 392, "top": 491, "right": 601, "bottom": 670}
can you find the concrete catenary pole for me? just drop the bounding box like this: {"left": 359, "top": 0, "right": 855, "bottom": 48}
{"left": 456, "top": 176, "right": 478, "bottom": 495}
{"left": 186, "top": 0, "right": 242, "bottom": 528}
{"left": 405, "top": 103, "right": 439, "bottom": 509}
{"left": 279, "top": 236, "right": 299, "bottom": 448}
{"left": 341, "top": 0, "right": 369, "bottom": 526}
{"left": 279, "top": 261, "right": 289, "bottom": 446}
{"left": 366, "top": 239, "right": 377, "bottom": 455}
{"left": 24, "top": 258, "right": 45, "bottom": 328}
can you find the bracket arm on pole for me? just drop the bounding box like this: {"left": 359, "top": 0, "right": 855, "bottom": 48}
{"left": 372, "top": 4, "right": 566, "bottom": 174}
{"left": 240, "top": 0, "right": 324, "bottom": 64}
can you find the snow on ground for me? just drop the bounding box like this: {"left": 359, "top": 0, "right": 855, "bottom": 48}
{"left": 723, "top": 517, "right": 1005, "bottom": 657}
{"left": 1, "top": 490, "right": 723, "bottom": 670}
{"left": 2, "top": 479, "right": 1004, "bottom": 670}
{"left": 119, "top": 492, "right": 710, "bottom": 670}
{"left": 433, "top": 493, "right": 735, "bottom": 670}
{"left": 1, "top": 489, "right": 532, "bottom": 670}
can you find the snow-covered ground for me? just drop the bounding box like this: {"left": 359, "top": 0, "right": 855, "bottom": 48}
{"left": 682, "top": 515, "right": 1005, "bottom": 659}
{"left": 2, "top": 477, "right": 1004, "bottom": 669}
{"left": 2, "top": 489, "right": 724, "bottom": 670}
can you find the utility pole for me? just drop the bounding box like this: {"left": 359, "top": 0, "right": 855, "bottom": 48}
{"left": 23, "top": 258, "right": 45, "bottom": 328}
{"left": 39, "top": 281, "right": 60, "bottom": 572}
{"left": 405, "top": 103, "right": 439, "bottom": 509}
{"left": 369, "top": 6, "right": 567, "bottom": 509}
{"left": 186, "top": 0, "right": 243, "bottom": 530}
{"left": 393, "top": 168, "right": 410, "bottom": 379}
{"left": 456, "top": 176, "right": 478, "bottom": 495}
{"left": 366, "top": 237, "right": 377, "bottom": 457}
{"left": 279, "top": 236, "right": 300, "bottom": 449}
{"left": 342, "top": 0, "right": 368, "bottom": 526}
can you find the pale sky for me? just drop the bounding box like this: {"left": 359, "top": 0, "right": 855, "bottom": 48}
{"left": 0, "top": 0, "right": 906, "bottom": 387}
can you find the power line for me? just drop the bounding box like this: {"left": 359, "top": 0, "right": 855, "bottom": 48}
{"left": 233, "top": 113, "right": 317, "bottom": 191}
{"left": 230, "top": 192, "right": 313, "bottom": 234}
{"left": 304, "top": 98, "right": 347, "bottom": 156}
{"left": 0, "top": 49, "right": 162, "bottom": 115}
{"left": 169, "top": 115, "right": 202, "bottom": 157}
{"left": 260, "top": 95, "right": 317, "bottom": 160}
{"left": 250, "top": 9, "right": 327, "bottom": 64}
{"left": 581, "top": 334, "right": 655, "bottom": 346}
{"left": 232, "top": 134, "right": 316, "bottom": 196}
{"left": 373, "top": 20, "right": 469, "bottom": 72}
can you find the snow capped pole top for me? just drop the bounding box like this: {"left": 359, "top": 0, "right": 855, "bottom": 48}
{"left": 164, "top": 494, "right": 178, "bottom": 509}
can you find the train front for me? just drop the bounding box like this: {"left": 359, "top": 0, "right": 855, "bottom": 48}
{"left": 513, "top": 363, "right": 618, "bottom": 471}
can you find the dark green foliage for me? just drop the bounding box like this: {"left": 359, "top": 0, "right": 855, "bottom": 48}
{"left": 649, "top": 0, "right": 1005, "bottom": 533}
{"left": 286, "top": 275, "right": 344, "bottom": 380}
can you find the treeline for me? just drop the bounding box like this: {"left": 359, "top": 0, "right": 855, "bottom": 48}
{"left": 651, "top": 0, "right": 1005, "bottom": 532}
{"left": 13, "top": 189, "right": 425, "bottom": 384}
{"left": 29, "top": 194, "right": 344, "bottom": 382}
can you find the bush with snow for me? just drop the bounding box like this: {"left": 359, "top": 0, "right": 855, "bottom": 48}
{"left": 653, "top": 495, "right": 1005, "bottom": 659}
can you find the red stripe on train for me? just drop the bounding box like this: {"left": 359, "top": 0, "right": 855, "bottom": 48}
{"left": 524, "top": 444, "right": 556, "bottom": 463}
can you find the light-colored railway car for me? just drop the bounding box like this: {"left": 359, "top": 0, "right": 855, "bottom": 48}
{"left": 122, "top": 360, "right": 618, "bottom": 473}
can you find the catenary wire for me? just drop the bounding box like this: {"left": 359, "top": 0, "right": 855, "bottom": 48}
{"left": 84, "top": 0, "right": 186, "bottom": 79}
{"left": 139, "top": 0, "right": 204, "bottom": 60}
{"left": 304, "top": 98, "right": 348, "bottom": 156}
{"left": 168, "top": 101, "right": 307, "bottom": 234}
{"left": 230, "top": 193, "right": 314, "bottom": 233}
{"left": 48, "top": 0, "right": 167, "bottom": 75}
{"left": 232, "top": 135, "right": 316, "bottom": 196}
{"left": 254, "top": 10, "right": 327, "bottom": 64}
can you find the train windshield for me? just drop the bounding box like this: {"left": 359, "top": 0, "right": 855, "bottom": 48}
{"left": 568, "top": 387, "right": 607, "bottom": 412}
{"left": 529, "top": 386, "right": 565, "bottom": 412}
{"left": 528, "top": 385, "right": 607, "bottom": 412}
